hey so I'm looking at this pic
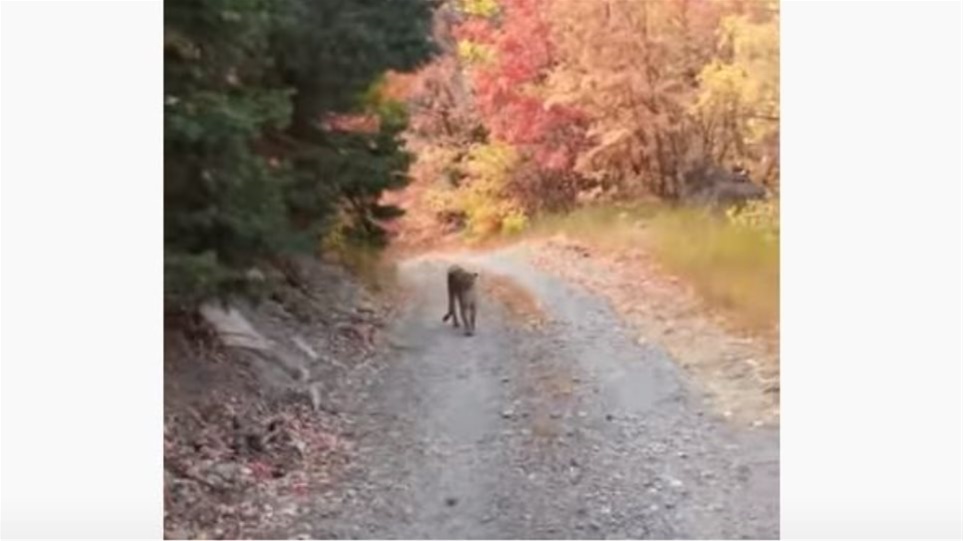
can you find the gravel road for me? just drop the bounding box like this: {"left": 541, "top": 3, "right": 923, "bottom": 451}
{"left": 285, "top": 245, "right": 778, "bottom": 539}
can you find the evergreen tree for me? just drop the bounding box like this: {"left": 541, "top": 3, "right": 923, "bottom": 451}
{"left": 164, "top": 0, "right": 436, "bottom": 309}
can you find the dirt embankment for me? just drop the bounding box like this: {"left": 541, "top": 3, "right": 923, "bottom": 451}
{"left": 163, "top": 258, "right": 394, "bottom": 539}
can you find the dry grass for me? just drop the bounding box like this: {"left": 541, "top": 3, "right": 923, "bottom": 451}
{"left": 523, "top": 202, "right": 660, "bottom": 248}
{"left": 525, "top": 203, "right": 779, "bottom": 333}
{"left": 646, "top": 208, "right": 779, "bottom": 331}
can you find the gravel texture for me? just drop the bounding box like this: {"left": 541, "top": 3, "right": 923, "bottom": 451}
{"left": 271, "top": 245, "right": 778, "bottom": 539}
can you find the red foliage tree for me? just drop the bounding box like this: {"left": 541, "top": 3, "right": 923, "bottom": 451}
{"left": 455, "top": 0, "right": 586, "bottom": 172}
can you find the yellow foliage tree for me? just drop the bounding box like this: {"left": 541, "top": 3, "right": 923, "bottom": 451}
{"left": 693, "top": 5, "right": 779, "bottom": 187}
{"left": 459, "top": 0, "right": 500, "bottom": 18}
{"left": 459, "top": 142, "right": 527, "bottom": 236}
{"left": 457, "top": 39, "right": 495, "bottom": 65}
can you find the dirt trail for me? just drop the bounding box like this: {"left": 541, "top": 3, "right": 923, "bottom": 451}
{"left": 273, "top": 244, "right": 778, "bottom": 539}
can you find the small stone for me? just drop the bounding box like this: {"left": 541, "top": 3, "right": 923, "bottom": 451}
{"left": 501, "top": 409, "right": 514, "bottom": 419}
{"left": 207, "top": 461, "right": 243, "bottom": 488}
{"left": 669, "top": 478, "right": 684, "bottom": 489}
{"left": 239, "top": 504, "right": 259, "bottom": 520}
{"left": 677, "top": 451, "right": 688, "bottom": 459}
{"left": 280, "top": 504, "right": 298, "bottom": 516}
{"left": 309, "top": 384, "right": 324, "bottom": 412}
{"left": 246, "top": 268, "right": 266, "bottom": 282}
